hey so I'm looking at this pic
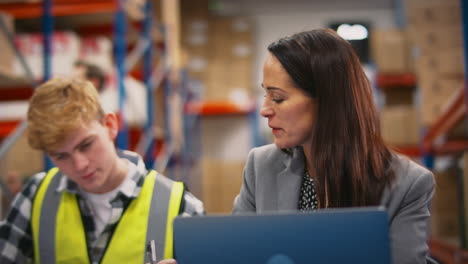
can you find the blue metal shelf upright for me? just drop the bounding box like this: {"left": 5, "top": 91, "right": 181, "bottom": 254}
{"left": 115, "top": 0, "right": 129, "bottom": 150}
{"left": 42, "top": 0, "right": 54, "bottom": 170}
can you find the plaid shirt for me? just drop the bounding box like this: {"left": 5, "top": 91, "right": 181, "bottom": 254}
{"left": 0, "top": 150, "right": 204, "bottom": 264}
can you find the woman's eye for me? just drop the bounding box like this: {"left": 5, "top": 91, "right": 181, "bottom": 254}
{"left": 272, "top": 98, "right": 284, "bottom": 103}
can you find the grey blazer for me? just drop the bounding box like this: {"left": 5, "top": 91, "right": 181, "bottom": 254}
{"left": 233, "top": 144, "right": 435, "bottom": 264}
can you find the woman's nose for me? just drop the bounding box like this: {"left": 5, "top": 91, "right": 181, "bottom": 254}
{"left": 260, "top": 101, "right": 273, "bottom": 118}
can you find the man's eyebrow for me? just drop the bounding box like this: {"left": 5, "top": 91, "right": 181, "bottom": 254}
{"left": 48, "top": 136, "right": 95, "bottom": 157}
{"left": 74, "top": 136, "right": 96, "bottom": 150}
{"left": 77, "top": 136, "right": 94, "bottom": 146}
{"left": 48, "top": 151, "right": 66, "bottom": 158}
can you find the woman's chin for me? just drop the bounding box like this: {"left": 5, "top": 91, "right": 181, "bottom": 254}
{"left": 274, "top": 141, "right": 294, "bottom": 150}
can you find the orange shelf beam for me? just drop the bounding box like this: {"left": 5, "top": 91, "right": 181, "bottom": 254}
{"left": 185, "top": 101, "right": 255, "bottom": 115}
{"left": 434, "top": 140, "right": 468, "bottom": 156}
{"left": 391, "top": 145, "right": 421, "bottom": 157}
{"left": 429, "top": 238, "right": 468, "bottom": 264}
{"left": 0, "top": 86, "right": 34, "bottom": 101}
{"left": 0, "top": 120, "right": 21, "bottom": 138}
{"left": 376, "top": 73, "right": 417, "bottom": 89}
{"left": 0, "top": 0, "right": 115, "bottom": 19}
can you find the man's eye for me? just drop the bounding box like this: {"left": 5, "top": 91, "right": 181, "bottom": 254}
{"left": 55, "top": 154, "right": 68, "bottom": 160}
{"left": 80, "top": 142, "right": 93, "bottom": 151}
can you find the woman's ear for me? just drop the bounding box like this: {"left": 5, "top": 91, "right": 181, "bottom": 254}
{"left": 103, "top": 112, "right": 119, "bottom": 140}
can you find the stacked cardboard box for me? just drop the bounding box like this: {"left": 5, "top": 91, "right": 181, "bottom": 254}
{"left": 371, "top": 29, "right": 413, "bottom": 74}
{"left": 181, "top": 0, "right": 253, "bottom": 101}
{"left": 180, "top": 0, "right": 254, "bottom": 213}
{"left": 13, "top": 31, "right": 81, "bottom": 79}
{"left": 372, "top": 30, "right": 419, "bottom": 146}
{"left": 380, "top": 104, "right": 419, "bottom": 146}
{"left": 0, "top": 133, "right": 44, "bottom": 186}
{"left": 206, "top": 16, "right": 253, "bottom": 101}
{"left": 198, "top": 114, "right": 251, "bottom": 213}
{"left": 431, "top": 168, "right": 460, "bottom": 241}
{"left": 200, "top": 159, "right": 244, "bottom": 213}
{"left": 371, "top": 26, "right": 420, "bottom": 146}
{"left": 406, "top": 0, "right": 464, "bottom": 126}
{"left": 0, "top": 12, "right": 14, "bottom": 77}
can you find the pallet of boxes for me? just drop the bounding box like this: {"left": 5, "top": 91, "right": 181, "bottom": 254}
{"left": 0, "top": 11, "right": 45, "bottom": 218}
{"left": 371, "top": 21, "right": 419, "bottom": 151}
{"left": 406, "top": 0, "right": 465, "bottom": 246}
{"left": 181, "top": 0, "right": 254, "bottom": 213}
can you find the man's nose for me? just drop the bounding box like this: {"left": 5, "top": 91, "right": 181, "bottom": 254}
{"left": 72, "top": 152, "right": 89, "bottom": 172}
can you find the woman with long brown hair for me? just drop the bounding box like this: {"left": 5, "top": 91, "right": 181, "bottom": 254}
{"left": 233, "top": 28, "right": 435, "bottom": 264}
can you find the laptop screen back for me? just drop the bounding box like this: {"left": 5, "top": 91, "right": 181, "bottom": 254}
{"left": 173, "top": 207, "right": 391, "bottom": 264}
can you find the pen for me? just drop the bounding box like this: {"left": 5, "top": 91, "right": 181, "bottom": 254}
{"left": 150, "top": 240, "right": 157, "bottom": 264}
{"left": 146, "top": 240, "right": 157, "bottom": 264}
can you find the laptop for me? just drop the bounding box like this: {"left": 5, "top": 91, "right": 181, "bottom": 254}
{"left": 173, "top": 207, "right": 391, "bottom": 264}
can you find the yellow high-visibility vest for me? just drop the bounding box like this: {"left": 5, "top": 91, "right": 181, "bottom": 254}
{"left": 32, "top": 167, "right": 184, "bottom": 264}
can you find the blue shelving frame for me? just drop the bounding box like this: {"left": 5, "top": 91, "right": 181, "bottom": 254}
{"left": 42, "top": 0, "right": 54, "bottom": 170}
{"left": 115, "top": 0, "right": 129, "bottom": 150}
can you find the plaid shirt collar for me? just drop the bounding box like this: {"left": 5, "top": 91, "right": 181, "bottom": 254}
{"left": 55, "top": 149, "right": 148, "bottom": 199}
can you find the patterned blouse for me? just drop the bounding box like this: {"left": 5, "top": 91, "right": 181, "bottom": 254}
{"left": 299, "top": 170, "right": 318, "bottom": 211}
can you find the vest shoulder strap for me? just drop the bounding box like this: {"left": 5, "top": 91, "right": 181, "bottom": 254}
{"left": 146, "top": 171, "right": 185, "bottom": 262}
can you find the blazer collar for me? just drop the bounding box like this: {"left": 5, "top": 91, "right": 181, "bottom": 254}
{"left": 277, "top": 147, "right": 305, "bottom": 210}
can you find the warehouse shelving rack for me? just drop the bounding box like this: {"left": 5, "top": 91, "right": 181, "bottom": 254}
{"left": 375, "top": 0, "right": 468, "bottom": 262}
{"left": 376, "top": 72, "right": 421, "bottom": 158}
{"left": 184, "top": 98, "right": 261, "bottom": 151}
{"left": 0, "top": 0, "right": 195, "bottom": 211}
{"left": 415, "top": 0, "right": 468, "bottom": 262}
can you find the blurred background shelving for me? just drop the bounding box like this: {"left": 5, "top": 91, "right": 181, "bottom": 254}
{"left": 372, "top": 1, "right": 468, "bottom": 263}
{"left": 0, "top": 0, "right": 116, "bottom": 19}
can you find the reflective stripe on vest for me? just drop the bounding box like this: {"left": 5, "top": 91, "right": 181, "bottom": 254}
{"left": 31, "top": 168, "right": 184, "bottom": 264}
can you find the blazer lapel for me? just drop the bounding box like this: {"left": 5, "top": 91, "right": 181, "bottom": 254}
{"left": 277, "top": 147, "right": 304, "bottom": 211}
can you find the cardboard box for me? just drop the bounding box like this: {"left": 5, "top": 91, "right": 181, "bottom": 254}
{"left": 462, "top": 153, "right": 468, "bottom": 243}
{"left": 371, "top": 29, "right": 412, "bottom": 73}
{"left": 0, "top": 132, "right": 44, "bottom": 180}
{"left": 0, "top": 12, "right": 14, "bottom": 76}
{"left": 410, "top": 25, "right": 463, "bottom": 52}
{"left": 79, "top": 36, "right": 114, "bottom": 74}
{"left": 383, "top": 87, "right": 415, "bottom": 106}
{"left": 181, "top": 17, "right": 210, "bottom": 48}
{"left": 416, "top": 48, "right": 465, "bottom": 77}
{"left": 206, "top": 16, "right": 253, "bottom": 100}
{"left": 200, "top": 159, "right": 244, "bottom": 213}
{"left": 418, "top": 77, "right": 462, "bottom": 125}
{"left": 380, "top": 106, "right": 420, "bottom": 146}
{"left": 419, "top": 100, "right": 447, "bottom": 127}
{"left": 205, "top": 59, "right": 229, "bottom": 100}
{"left": 180, "top": 0, "right": 210, "bottom": 18}
{"left": 13, "top": 31, "right": 81, "bottom": 79}
{"left": 431, "top": 168, "right": 460, "bottom": 238}
{"left": 182, "top": 15, "right": 254, "bottom": 101}
{"left": 406, "top": 0, "right": 461, "bottom": 26}
{"left": 418, "top": 76, "right": 463, "bottom": 100}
